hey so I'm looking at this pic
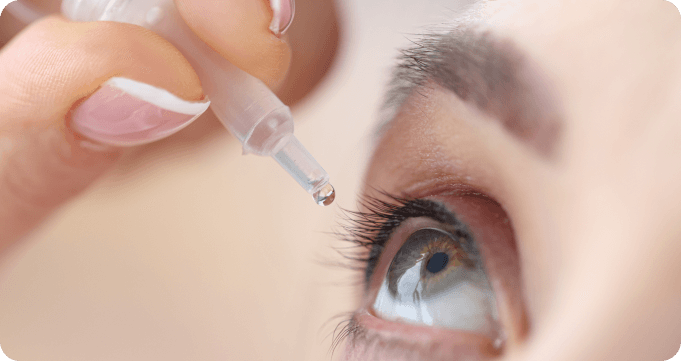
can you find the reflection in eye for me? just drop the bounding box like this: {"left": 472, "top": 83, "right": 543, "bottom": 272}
{"left": 373, "top": 228, "right": 500, "bottom": 339}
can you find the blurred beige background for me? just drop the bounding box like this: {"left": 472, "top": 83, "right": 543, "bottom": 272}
{"left": 0, "top": 0, "right": 471, "bottom": 360}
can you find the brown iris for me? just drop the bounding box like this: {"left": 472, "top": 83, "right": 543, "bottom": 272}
{"left": 387, "top": 228, "right": 476, "bottom": 297}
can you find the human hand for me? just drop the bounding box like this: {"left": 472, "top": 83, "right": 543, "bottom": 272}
{"left": 0, "top": 0, "right": 339, "bottom": 252}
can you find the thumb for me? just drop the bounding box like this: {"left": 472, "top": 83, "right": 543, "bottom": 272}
{"left": 0, "top": 15, "right": 208, "bottom": 250}
{"left": 174, "top": 0, "right": 293, "bottom": 89}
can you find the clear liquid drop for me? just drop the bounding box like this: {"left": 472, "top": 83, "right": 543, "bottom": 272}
{"left": 313, "top": 183, "right": 335, "bottom": 206}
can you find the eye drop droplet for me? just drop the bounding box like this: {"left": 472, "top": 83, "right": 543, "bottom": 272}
{"left": 313, "top": 183, "right": 335, "bottom": 206}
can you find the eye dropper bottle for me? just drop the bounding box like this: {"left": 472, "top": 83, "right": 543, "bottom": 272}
{"left": 61, "top": 0, "right": 335, "bottom": 206}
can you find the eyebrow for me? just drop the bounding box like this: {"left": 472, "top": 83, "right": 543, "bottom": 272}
{"left": 379, "top": 28, "right": 562, "bottom": 156}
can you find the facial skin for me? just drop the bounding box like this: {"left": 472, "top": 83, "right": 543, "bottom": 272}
{"left": 344, "top": 0, "right": 681, "bottom": 360}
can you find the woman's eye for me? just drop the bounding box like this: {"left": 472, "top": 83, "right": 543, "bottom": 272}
{"left": 372, "top": 227, "right": 500, "bottom": 339}
{"left": 337, "top": 193, "right": 524, "bottom": 357}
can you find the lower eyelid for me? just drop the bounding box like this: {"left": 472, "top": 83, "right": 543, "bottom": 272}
{"left": 346, "top": 312, "right": 502, "bottom": 361}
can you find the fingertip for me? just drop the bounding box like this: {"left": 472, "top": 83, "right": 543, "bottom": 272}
{"left": 175, "top": 0, "right": 293, "bottom": 89}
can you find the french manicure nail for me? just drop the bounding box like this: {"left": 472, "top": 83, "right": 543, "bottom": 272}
{"left": 269, "top": 0, "right": 295, "bottom": 35}
{"left": 69, "top": 77, "right": 210, "bottom": 147}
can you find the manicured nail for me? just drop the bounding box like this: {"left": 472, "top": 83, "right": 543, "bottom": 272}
{"left": 268, "top": 0, "right": 295, "bottom": 35}
{"left": 69, "top": 77, "right": 210, "bottom": 146}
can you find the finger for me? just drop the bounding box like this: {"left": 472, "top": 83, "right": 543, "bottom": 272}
{"left": 174, "top": 0, "right": 293, "bottom": 89}
{"left": 0, "top": 2, "right": 28, "bottom": 47}
{"left": 0, "top": 15, "right": 207, "bottom": 251}
{"left": 275, "top": 0, "right": 340, "bottom": 105}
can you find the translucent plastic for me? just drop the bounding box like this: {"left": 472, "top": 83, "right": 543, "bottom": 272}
{"left": 273, "top": 136, "right": 329, "bottom": 194}
{"left": 61, "top": 0, "right": 334, "bottom": 204}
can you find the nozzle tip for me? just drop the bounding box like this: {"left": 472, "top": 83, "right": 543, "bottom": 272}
{"left": 313, "top": 183, "right": 335, "bottom": 206}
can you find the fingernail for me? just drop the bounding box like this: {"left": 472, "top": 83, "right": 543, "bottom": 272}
{"left": 69, "top": 77, "right": 210, "bottom": 147}
{"left": 268, "top": 0, "right": 295, "bottom": 35}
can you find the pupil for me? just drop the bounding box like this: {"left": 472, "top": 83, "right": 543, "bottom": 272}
{"left": 426, "top": 252, "right": 449, "bottom": 274}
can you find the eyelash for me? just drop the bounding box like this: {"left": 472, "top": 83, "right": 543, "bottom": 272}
{"left": 331, "top": 191, "right": 480, "bottom": 354}
{"left": 336, "top": 191, "right": 476, "bottom": 287}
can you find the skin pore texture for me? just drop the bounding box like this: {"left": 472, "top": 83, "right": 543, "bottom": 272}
{"left": 346, "top": 0, "right": 681, "bottom": 360}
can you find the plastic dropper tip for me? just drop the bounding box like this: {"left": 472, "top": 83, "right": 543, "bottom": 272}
{"left": 313, "top": 183, "right": 335, "bottom": 206}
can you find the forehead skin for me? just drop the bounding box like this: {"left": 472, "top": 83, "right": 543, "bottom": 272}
{"left": 484, "top": 0, "right": 681, "bottom": 155}
{"left": 364, "top": 1, "right": 681, "bottom": 360}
